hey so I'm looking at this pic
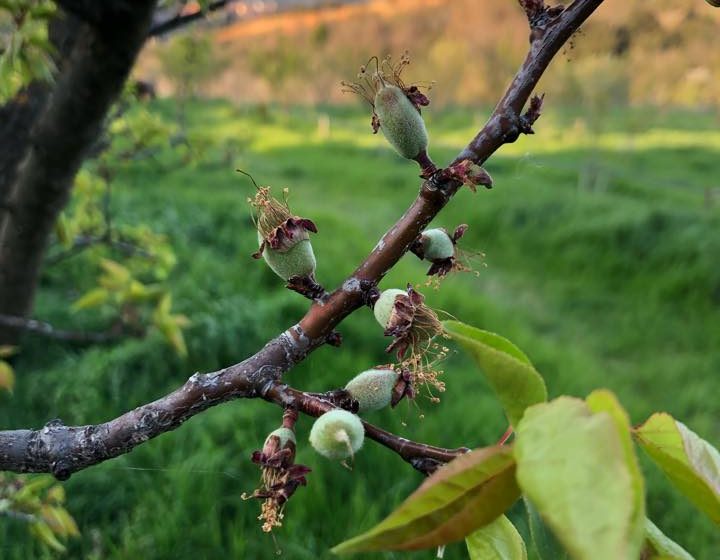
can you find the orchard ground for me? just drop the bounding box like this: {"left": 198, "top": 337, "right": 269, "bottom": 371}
{"left": 1, "top": 101, "right": 719, "bottom": 559}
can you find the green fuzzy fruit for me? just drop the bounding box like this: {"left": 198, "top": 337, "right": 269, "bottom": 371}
{"left": 345, "top": 368, "right": 399, "bottom": 413}
{"left": 422, "top": 228, "right": 454, "bottom": 260}
{"left": 264, "top": 427, "right": 296, "bottom": 449}
{"left": 373, "top": 288, "right": 406, "bottom": 328}
{"left": 309, "top": 410, "right": 364, "bottom": 460}
{"left": 374, "top": 84, "right": 429, "bottom": 160}
{"left": 259, "top": 232, "right": 316, "bottom": 280}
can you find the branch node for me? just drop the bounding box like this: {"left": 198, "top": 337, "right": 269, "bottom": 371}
{"left": 359, "top": 280, "right": 380, "bottom": 307}
{"left": 520, "top": 1, "right": 566, "bottom": 42}
{"left": 409, "top": 456, "right": 444, "bottom": 476}
{"left": 325, "top": 331, "right": 343, "bottom": 347}
{"left": 51, "top": 460, "right": 72, "bottom": 481}
{"left": 286, "top": 275, "right": 327, "bottom": 302}
{"left": 519, "top": 93, "right": 545, "bottom": 134}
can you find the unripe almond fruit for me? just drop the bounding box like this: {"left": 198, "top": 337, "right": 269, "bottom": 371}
{"left": 257, "top": 231, "right": 316, "bottom": 281}
{"left": 421, "top": 228, "right": 455, "bottom": 261}
{"left": 345, "top": 368, "right": 400, "bottom": 412}
{"left": 264, "top": 427, "right": 296, "bottom": 450}
{"left": 309, "top": 410, "right": 364, "bottom": 460}
{"left": 374, "top": 84, "right": 429, "bottom": 161}
{"left": 373, "top": 288, "right": 407, "bottom": 329}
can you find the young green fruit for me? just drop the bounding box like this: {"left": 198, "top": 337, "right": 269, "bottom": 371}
{"left": 421, "top": 228, "right": 455, "bottom": 261}
{"left": 257, "top": 232, "right": 316, "bottom": 281}
{"left": 250, "top": 186, "right": 318, "bottom": 282}
{"left": 309, "top": 410, "right": 364, "bottom": 460}
{"left": 345, "top": 368, "right": 400, "bottom": 413}
{"left": 373, "top": 288, "right": 407, "bottom": 329}
{"left": 264, "top": 427, "right": 296, "bottom": 450}
{"left": 374, "top": 84, "right": 429, "bottom": 161}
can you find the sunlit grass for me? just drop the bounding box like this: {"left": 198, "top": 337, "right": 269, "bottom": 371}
{"left": 1, "top": 100, "right": 718, "bottom": 559}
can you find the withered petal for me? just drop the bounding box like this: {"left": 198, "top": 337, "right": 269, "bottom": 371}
{"left": 371, "top": 112, "right": 381, "bottom": 134}
{"left": 452, "top": 224, "right": 468, "bottom": 243}
{"left": 427, "top": 258, "right": 454, "bottom": 277}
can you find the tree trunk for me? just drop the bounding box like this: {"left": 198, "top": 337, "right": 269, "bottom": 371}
{"left": 0, "top": 2, "right": 157, "bottom": 344}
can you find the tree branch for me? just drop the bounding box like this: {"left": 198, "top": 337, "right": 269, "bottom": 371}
{"left": 0, "top": 0, "right": 605, "bottom": 478}
{"left": 148, "top": 1, "right": 230, "bottom": 37}
{"left": 0, "top": 314, "right": 125, "bottom": 344}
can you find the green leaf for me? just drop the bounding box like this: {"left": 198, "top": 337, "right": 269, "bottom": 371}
{"left": 332, "top": 445, "right": 520, "bottom": 554}
{"left": 514, "top": 397, "right": 644, "bottom": 560}
{"left": 0, "top": 345, "right": 17, "bottom": 358}
{"left": 633, "top": 412, "right": 720, "bottom": 524}
{"left": 0, "top": 360, "right": 15, "bottom": 392}
{"left": 586, "top": 389, "right": 645, "bottom": 549}
{"left": 642, "top": 518, "right": 695, "bottom": 560}
{"left": 72, "top": 287, "right": 109, "bottom": 311}
{"left": 14, "top": 475, "right": 55, "bottom": 502}
{"left": 524, "top": 498, "right": 569, "bottom": 560}
{"left": 442, "top": 321, "right": 547, "bottom": 427}
{"left": 30, "top": 521, "right": 66, "bottom": 552}
{"left": 465, "top": 514, "right": 527, "bottom": 560}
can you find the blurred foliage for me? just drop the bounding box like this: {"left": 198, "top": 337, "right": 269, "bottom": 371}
{"left": 1, "top": 100, "right": 717, "bottom": 558}
{"left": 0, "top": 345, "right": 16, "bottom": 392}
{"left": 157, "top": 32, "right": 228, "bottom": 124}
{"left": 48, "top": 87, "right": 192, "bottom": 359}
{"left": 0, "top": 474, "right": 79, "bottom": 553}
{"left": 141, "top": 0, "right": 720, "bottom": 109}
{"left": 0, "top": 0, "right": 55, "bottom": 102}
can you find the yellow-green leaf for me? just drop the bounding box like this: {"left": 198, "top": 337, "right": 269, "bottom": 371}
{"left": 98, "top": 258, "right": 132, "bottom": 291}
{"left": 515, "top": 397, "right": 643, "bottom": 560}
{"left": 0, "top": 345, "right": 17, "bottom": 358}
{"left": 99, "top": 258, "right": 131, "bottom": 282}
{"left": 72, "top": 288, "right": 109, "bottom": 311}
{"left": 53, "top": 507, "right": 80, "bottom": 538}
{"left": 524, "top": 497, "right": 569, "bottom": 560}
{"left": 466, "top": 514, "right": 527, "bottom": 560}
{"left": 332, "top": 445, "right": 520, "bottom": 554}
{"left": 642, "top": 518, "right": 695, "bottom": 560}
{"left": 14, "top": 475, "right": 54, "bottom": 501}
{"left": 156, "top": 319, "right": 187, "bottom": 358}
{"left": 633, "top": 413, "right": 720, "bottom": 524}
{"left": 442, "top": 321, "right": 547, "bottom": 427}
{"left": 46, "top": 484, "right": 65, "bottom": 505}
{"left": 0, "top": 360, "right": 15, "bottom": 392}
{"left": 30, "top": 521, "right": 66, "bottom": 552}
{"left": 586, "top": 389, "right": 645, "bottom": 551}
{"left": 54, "top": 213, "right": 73, "bottom": 248}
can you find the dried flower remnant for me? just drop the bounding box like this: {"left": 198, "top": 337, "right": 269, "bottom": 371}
{"left": 373, "top": 285, "right": 448, "bottom": 400}
{"left": 410, "top": 224, "right": 484, "bottom": 280}
{"left": 243, "top": 414, "right": 311, "bottom": 533}
{"left": 437, "top": 159, "right": 494, "bottom": 193}
{"left": 342, "top": 53, "right": 436, "bottom": 177}
{"left": 247, "top": 182, "right": 323, "bottom": 298}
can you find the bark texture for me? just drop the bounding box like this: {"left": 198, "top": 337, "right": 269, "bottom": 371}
{"left": 0, "top": 1, "right": 158, "bottom": 344}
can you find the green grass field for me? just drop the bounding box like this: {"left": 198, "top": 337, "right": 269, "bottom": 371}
{"left": 2, "top": 100, "right": 719, "bottom": 559}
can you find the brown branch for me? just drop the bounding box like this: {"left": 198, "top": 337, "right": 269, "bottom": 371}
{"left": 0, "top": 314, "right": 125, "bottom": 344}
{"left": 148, "top": 1, "right": 230, "bottom": 37}
{"left": 263, "top": 384, "right": 469, "bottom": 475}
{"left": 0, "top": 0, "right": 605, "bottom": 478}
